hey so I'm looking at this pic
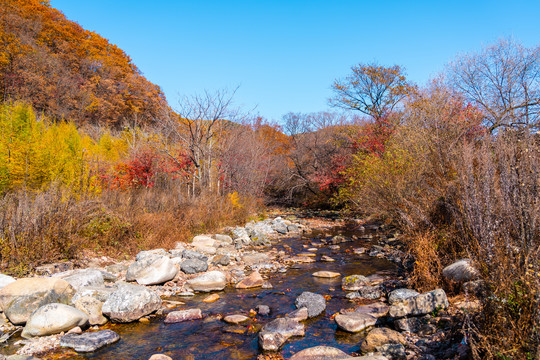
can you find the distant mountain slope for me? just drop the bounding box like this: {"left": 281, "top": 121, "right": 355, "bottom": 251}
{"left": 0, "top": 0, "right": 167, "bottom": 126}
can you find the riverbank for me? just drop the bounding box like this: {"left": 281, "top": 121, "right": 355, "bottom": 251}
{"left": 0, "top": 212, "right": 476, "bottom": 360}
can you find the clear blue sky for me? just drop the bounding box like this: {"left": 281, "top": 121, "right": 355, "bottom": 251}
{"left": 50, "top": 0, "right": 540, "bottom": 122}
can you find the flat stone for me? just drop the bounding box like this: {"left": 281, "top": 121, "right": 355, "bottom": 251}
{"left": 164, "top": 309, "right": 202, "bottom": 323}
{"left": 59, "top": 330, "right": 120, "bottom": 352}
{"left": 298, "top": 252, "right": 316, "bottom": 257}
{"left": 72, "top": 286, "right": 116, "bottom": 303}
{"left": 352, "top": 303, "right": 389, "bottom": 318}
{"left": 295, "top": 292, "right": 326, "bottom": 318}
{"left": 187, "top": 271, "right": 227, "bottom": 292}
{"left": 0, "top": 277, "right": 76, "bottom": 325}
{"left": 258, "top": 318, "right": 304, "bottom": 351}
{"left": 203, "top": 294, "right": 220, "bottom": 303}
{"left": 236, "top": 271, "right": 264, "bottom": 289}
{"left": 21, "top": 303, "right": 88, "bottom": 338}
{"left": 342, "top": 275, "right": 369, "bottom": 291}
{"left": 389, "top": 289, "right": 449, "bottom": 318}
{"left": 223, "top": 314, "right": 249, "bottom": 324}
{"left": 321, "top": 255, "right": 335, "bottom": 262}
{"left": 102, "top": 283, "right": 161, "bottom": 322}
{"left": 312, "top": 271, "right": 340, "bottom": 278}
{"left": 335, "top": 313, "right": 377, "bottom": 332}
{"left": 290, "top": 346, "right": 354, "bottom": 360}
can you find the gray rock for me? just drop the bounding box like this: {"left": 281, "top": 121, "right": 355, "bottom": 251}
{"left": 191, "top": 235, "right": 217, "bottom": 254}
{"left": 180, "top": 259, "right": 208, "bottom": 274}
{"left": 211, "top": 255, "right": 230, "bottom": 266}
{"left": 60, "top": 329, "right": 120, "bottom": 352}
{"left": 286, "top": 307, "right": 308, "bottom": 321}
{"left": 72, "top": 286, "right": 116, "bottom": 303}
{"left": 394, "top": 317, "right": 423, "bottom": 333}
{"left": 0, "top": 274, "right": 16, "bottom": 290}
{"left": 213, "top": 234, "right": 233, "bottom": 244}
{"left": 377, "top": 343, "right": 406, "bottom": 360}
{"left": 258, "top": 318, "right": 304, "bottom": 350}
{"left": 231, "top": 227, "right": 249, "bottom": 240}
{"left": 290, "top": 346, "right": 354, "bottom": 360}
{"left": 351, "top": 285, "right": 382, "bottom": 300}
{"left": 136, "top": 249, "right": 168, "bottom": 261}
{"left": 126, "top": 255, "right": 178, "bottom": 285}
{"left": 442, "top": 259, "right": 479, "bottom": 283}
{"left": 389, "top": 289, "right": 449, "bottom": 318}
{"left": 256, "top": 305, "right": 270, "bottom": 316}
{"left": 102, "top": 283, "right": 161, "bottom": 322}
{"left": 21, "top": 303, "right": 88, "bottom": 338}
{"left": 74, "top": 296, "right": 107, "bottom": 326}
{"left": 272, "top": 222, "right": 288, "bottom": 234}
{"left": 388, "top": 289, "right": 420, "bottom": 305}
{"left": 52, "top": 269, "right": 104, "bottom": 291}
{"left": 342, "top": 275, "right": 370, "bottom": 291}
{"left": 186, "top": 271, "right": 227, "bottom": 292}
{"left": 295, "top": 292, "right": 326, "bottom": 318}
{"left": 287, "top": 224, "right": 299, "bottom": 232}
{"left": 353, "top": 303, "right": 390, "bottom": 318}
{"left": 182, "top": 249, "right": 208, "bottom": 262}
{"left": 0, "top": 277, "right": 76, "bottom": 325}
{"left": 335, "top": 313, "right": 377, "bottom": 332}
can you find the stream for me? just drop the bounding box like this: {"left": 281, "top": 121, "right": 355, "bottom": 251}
{"left": 33, "top": 222, "right": 397, "bottom": 360}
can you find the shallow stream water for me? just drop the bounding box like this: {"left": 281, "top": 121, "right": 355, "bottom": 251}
{"left": 32, "top": 223, "right": 396, "bottom": 360}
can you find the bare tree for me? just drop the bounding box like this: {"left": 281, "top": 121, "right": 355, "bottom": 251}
{"left": 158, "top": 88, "right": 244, "bottom": 196}
{"left": 448, "top": 38, "right": 540, "bottom": 133}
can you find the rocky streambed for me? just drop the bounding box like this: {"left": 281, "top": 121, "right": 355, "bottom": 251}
{"left": 0, "top": 215, "right": 474, "bottom": 360}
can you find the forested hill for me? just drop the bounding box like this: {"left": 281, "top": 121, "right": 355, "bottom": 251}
{"left": 0, "top": 0, "right": 167, "bottom": 127}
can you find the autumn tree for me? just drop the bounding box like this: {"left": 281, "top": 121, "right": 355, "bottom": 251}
{"left": 449, "top": 38, "right": 540, "bottom": 132}
{"left": 330, "top": 63, "right": 413, "bottom": 121}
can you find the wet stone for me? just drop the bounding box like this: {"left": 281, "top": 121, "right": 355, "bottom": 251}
{"left": 256, "top": 305, "right": 271, "bottom": 316}
{"left": 334, "top": 313, "right": 377, "bottom": 333}
{"left": 258, "top": 318, "right": 305, "bottom": 351}
{"left": 60, "top": 330, "right": 120, "bottom": 352}
{"left": 286, "top": 307, "right": 308, "bottom": 322}
{"left": 223, "top": 314, "right": 249, "bottom": 324}
{"left": 295, "top": 292, "right": 326, "bottom": 318}
{"left": 312, "top": 271, "right": 341, "bottom": 278}
{"left": 342, "top": 275, "right": 370, "bottom": 291}
{"left": 164, "top": 309, "right": 202, "bottom": 323}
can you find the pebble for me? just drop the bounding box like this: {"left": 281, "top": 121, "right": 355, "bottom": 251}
{"left": 312, "top": 271, "right": 341, "bottom": 278}
{"left": 203, "top": 294, "right": 220, "bottom": 303}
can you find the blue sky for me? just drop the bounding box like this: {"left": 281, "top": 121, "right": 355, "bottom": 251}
{"left": 50, "top": 0, "right": 540, "bottom": 122}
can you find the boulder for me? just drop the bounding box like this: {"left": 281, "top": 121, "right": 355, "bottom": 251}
{"left": 52, "top": 269, "right": 104, "bottom": 291}
{"left": 211, "top": 254, "right": 230, "bottom": 266}
{"left": 0, "top": 274, "right": 16, "bottom": 290}
{"left": 102, "top": 283, "right": 161, "bottom": 322}
{"left": 335, "top": 313, "right": 377, "bottom": 333}
{"left": 60, "top": 329, "right": 120, "bottom": 352}
{"left": 186, "top": 271, "right": 227, "bottom": 292}
{"left": 342, "top": 275, "right": 369, "bottom": 291}
{"left": 236, "top": 271, "right": 264, "bottom": 289}
{"left": 72, "top": 286, "right": 116, "bottom": 303}
{"left": 442, "top": 259, "right": 479, "bottom": 283}
{"left": 74, "top": 296, "right": 107, "bottom": 325}
{"left": 0, "top": 277, "right": 76, "bottom": 325}
{"left": 290, "top": 346, "right": 354, "bottom": 360}
{"left": 388, "top": 289, "right": 420, "bottom": 305}
{"left": 389, "top": 289, "right": 449, "bottom": 318}
{"left": 21, "top": 303, "right": 88, "bottom": 338}
{"left": 164, "top": 309, "right": 202, "bottom": 323}
{"left": 295, "top": 292, "right": 326, "bottom": 318}
{"left": 258, "top": 318, "right": 304, "bottom": 351}
{"left": 126, "top": 255, "right": 178, "bottom": 286}
{"left": 360, "top": 327, "right": 406, "bottom": 353}
{"left": 182, "top": 249, "right": 208, "bottom": 262}
{"left": 180, "top": 259, "right": 208, "bottom": 274}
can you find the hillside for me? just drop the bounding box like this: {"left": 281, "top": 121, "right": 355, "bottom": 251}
{"left": 0, "top": 0, "right": 167, "bottom": 126}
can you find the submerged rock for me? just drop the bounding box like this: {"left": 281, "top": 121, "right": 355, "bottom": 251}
{"left": 21, "top": 303, "right": 88, "bottom": 338}
{"left": 0, "top": 277, "right": 76, "bottom": 325}
{"left": 60, "top": 330, "right": 120, "bottom": 352}
{"left": 102, "top": 283, "right": 161, "bottom": 322}
{"left": 258, "top": 318, "right": 304, "bottom": 351}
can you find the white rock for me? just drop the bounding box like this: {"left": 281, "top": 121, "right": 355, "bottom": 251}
{"left": 186, "top": 271, "right": 227, "bottom": 292}
{"left": 21, "top": 303, "right": 88, "bottom": 338}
